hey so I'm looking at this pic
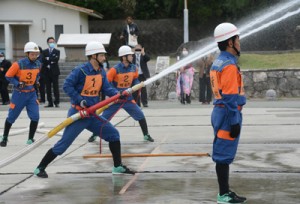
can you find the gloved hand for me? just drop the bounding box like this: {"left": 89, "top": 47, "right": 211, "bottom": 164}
{"left": 79, "top": 109, "right": 90, "bottom": 118}
{"left": 34, "top": 82, "right": 40, "bottom": 88}
{"left": 80, "top": 100, "right": 88, "bottom": 108}
{"left": 230, "top": 124, "right": 241, "bottom": 138}
{"left": 17, "top": 81, "right": 26, "bottom": 89}
{"left": 119, "top": 90, "right": 129, "bottom": 100}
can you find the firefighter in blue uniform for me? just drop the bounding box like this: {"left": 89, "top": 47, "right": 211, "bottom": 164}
{"left": 210, "top": 23, "right": 247, "bottom": 203}
{"left": 34, "top": 42, "right": 135, "bottom": 178}
{"left": 88, "top": 45, "right": 154, "bottom": 143}
{"left": 0, "top": 42, "right": 41, "bottom": 147}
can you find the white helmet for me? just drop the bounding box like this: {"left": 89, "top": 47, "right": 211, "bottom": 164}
{"left": 85, "top": 41, "right": 106, "bottom": 56}
{"left": 118, "top": 45, "right": 134, "bottom": 57}
{"left": 24, "top": 42, "right": 40, "bottom": 53}
{"left": 214, "top": 22, "right": 240, "bottom": 43}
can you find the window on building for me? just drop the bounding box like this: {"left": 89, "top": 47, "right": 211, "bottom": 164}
{"left": 55, "top": 25, "right": 63, "bottom": 41}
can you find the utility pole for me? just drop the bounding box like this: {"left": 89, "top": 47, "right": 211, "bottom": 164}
{"left": 184, "top": 0, "right": 189, "bottom": 43}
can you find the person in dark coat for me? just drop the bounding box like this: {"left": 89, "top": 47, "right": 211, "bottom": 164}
{"left": 120, "top": 16, "right": 139, "bottom": 47}
{"left": 42, "top": 37, "right": 60, "bottom": 107}
{"left": 198, "top": 53, "right": 214, "bottom": 104}
{"left": 132, "top": 44, "right": 150, "bottom": 107}
{"left": 0, "top": 52, "right": 12, "bottom": 105}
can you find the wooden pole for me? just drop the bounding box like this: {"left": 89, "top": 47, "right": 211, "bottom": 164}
{"left": 83, "top": 152, "right": 210, "bottom": 159}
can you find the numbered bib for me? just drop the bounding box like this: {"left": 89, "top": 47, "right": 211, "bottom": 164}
{"left": 81, "top": 75, "right": 102, "bottom": 96}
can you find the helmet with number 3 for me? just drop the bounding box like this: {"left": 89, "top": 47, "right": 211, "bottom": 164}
{"left": 24, "top": 42, "right": 40, "bottom": 53}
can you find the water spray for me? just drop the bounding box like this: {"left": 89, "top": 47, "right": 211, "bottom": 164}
{"left": 144, "top": 0, "right": 300, "bottom": 86}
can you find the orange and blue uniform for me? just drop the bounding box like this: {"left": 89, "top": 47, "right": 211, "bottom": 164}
{"left": 52, "top": 62, "right": 119, "bottom": 155}
{"left": 210, "top": 51, "right": 246, "bottom": 164}
{"left": 102, "top": 62, "right": 146, "bottom": 121}
{"left": 5, "top": 58, "right": 41, "bottom": 123}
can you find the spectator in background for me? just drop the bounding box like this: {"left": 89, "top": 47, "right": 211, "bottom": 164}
{"left": 42, "top": 37, "right": 60, "bottom": 108}
{"left": 120, "top": 16, "right": 139, "bottom": 48}
{"left": 132, "top": 44, "right": 150, "bottom": 107}
{"left": 198, "top": 53, "right": 214, "bottom": 104}
{"left": 0, "top": 52, "right": 12, "bottom": 105}
{"left": 176, "top": 47, "right": 195, "bottom": 104}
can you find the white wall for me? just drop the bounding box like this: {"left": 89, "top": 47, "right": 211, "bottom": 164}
{"left": 79, "top": 13, "right": 89, "bottom": 33}
{"left": 0, "top": 0, "right": 90, "bottom": 60}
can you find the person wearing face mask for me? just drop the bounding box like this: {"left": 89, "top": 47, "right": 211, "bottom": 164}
{"left": 176, "top": 47, "right": 195, "bottom": 104}
{"left": 0, "top": 52, "right": 12, "bottom": 105}
{"left": 42, "top": 37, "right": 60, "bottom": 108}
{"left": 0, "top": 42, "right": 41, "bottom": 147}
{"left": 33, "top": 42, "right": 135, "bottom": 178}
{"left": 132, "top": 44, "right": 150, "bottom": 107}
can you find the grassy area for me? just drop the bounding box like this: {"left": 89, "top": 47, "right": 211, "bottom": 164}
{"left": 167, "top": 52, "right": 300, "bottom": 70}
{"left": 239, "top": 52, "right": 300, "bottom": 69}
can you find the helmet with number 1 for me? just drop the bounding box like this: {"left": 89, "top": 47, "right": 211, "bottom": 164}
{"left": 118, "top": 45, "right": 134, "bottom": 57}
{"left": 214, "top": 22, "right": 240, "bottom": 43}
{"left": 24, "top": 42, "right": 40, "bottom": 53}
{"left": 85, "top": 41, "right": 106, "bottom": 56}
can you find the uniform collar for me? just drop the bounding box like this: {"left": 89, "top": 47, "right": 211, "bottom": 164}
{"left": 221, "top": 51, "right": 238, "bottom": 64}
{"left": 87, "top": 62, "right": 101, "bottom": 73}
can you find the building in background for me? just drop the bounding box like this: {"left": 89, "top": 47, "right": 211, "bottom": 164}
{"left": 0, "top": 0, "right": 102, "bottom": 61}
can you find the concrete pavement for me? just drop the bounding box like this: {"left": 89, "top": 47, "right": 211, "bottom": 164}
{"left": 0, "top": 99, "right": 300, "bottom": 204}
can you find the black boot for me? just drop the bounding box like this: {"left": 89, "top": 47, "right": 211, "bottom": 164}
{"left": 1, "top": 120, "right": 12, "bottom": 147}
{"left": 0, "top": 136, "right": 8, "bottom": 147}
{"left": 109, "top": 141, "right": 122, "bottom": 167}
{"left": 180, "top": 94, "right": 185, "bottom": 104}
{"left": 27, "top": 120, "right": 38, "bottom": 144}
{"left": 186, "top": 94, "right": 191, "bottom": 104}
{"left": 34, "top": 148, "right": 58, "bottom": 178}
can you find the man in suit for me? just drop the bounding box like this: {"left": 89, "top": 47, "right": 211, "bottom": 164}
{"left": 42, "top": 37, "right": 60, "bottom": 107}
{"left": 132, "top": 44, "right": 150, "bottom": 107}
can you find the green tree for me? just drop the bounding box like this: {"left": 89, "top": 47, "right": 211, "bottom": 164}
{"left": 59, "top": 0, "right": 281, "bottom": 22}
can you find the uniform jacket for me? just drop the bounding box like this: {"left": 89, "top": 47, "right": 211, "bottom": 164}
{"left": 133, "top": 53, "right": 150, "bottom": 79}
{"left": 5, "top": 58, "right": 40, "bottom": 91}
{"left": 106, "top": 62, "right": 139, "bottom": 101}
{"left": 41, "top": 48, "right": 60, "bottom": 76}
{"left": 63, "top": 62, "right": 118, "bottom": 107}
{"left": 210, "top": 51, "right": 246, "bottom": 125}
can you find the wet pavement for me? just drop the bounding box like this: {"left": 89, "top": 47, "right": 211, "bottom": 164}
{"left": 0, "top": 99, "right": 300, "bottom": 204}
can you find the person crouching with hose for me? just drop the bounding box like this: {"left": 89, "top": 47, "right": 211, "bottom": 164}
{"left": 33, "top": 42, "right": 135, "bottom": 178}
{"left": 88, "top": 45, "right": 154, "bottom": 143}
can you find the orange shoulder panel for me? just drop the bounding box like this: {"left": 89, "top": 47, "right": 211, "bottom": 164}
{"left": 5, "top": 62, "right": 19, "bottom": 78}
{"left": 221, "top": 65, "right": 239, "bottom": 95}
{"left": 106, "top": 68, "right": 117, "bottom": 82}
